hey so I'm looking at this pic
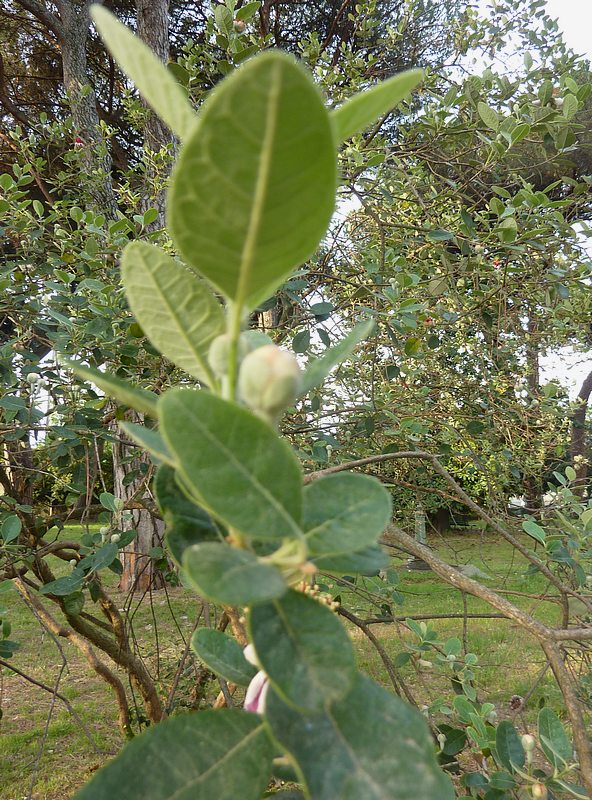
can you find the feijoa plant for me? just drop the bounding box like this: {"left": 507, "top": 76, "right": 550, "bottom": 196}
{"left": 71, "top": 7, "right": 453, "bottom": 799}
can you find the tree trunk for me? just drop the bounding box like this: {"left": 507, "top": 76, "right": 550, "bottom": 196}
{"left": 112, "top": 413, "right": 166, "bottom": 593}
{"left": 524, "top": 314, "right": 542, "bottom": 512}
{"left": 56, "top": 0, "right": 117, "bottom": 215}
{"left": 110, "top": 0, "right": 172, "bottom": 594}
{"left": 136, "top": 0, "right": 172, "bottom": 227}
{"left": 570, "top": 368, "right": 592, "bottom": 497}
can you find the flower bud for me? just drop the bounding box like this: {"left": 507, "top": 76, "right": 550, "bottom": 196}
{"left": 69, "top": 559, "right": 77, "bottom": 567}
{"left": 208, "top": 334, "right": 251, "bottom": 377}
{"left": 238, "top": 345, "right": 301, "bottom": 419}
{"left": 485, "top": 709, "right": 497, "bottom": 724}
{"left": 233, "top": 18, "right": 246, "bottom": 32}
{"left": 26, "top": 372, "right": 41, "bottom": 385}
{"left": 521, "top": 734, "right": 536, "bottom": 752}
{"left": 110, "top": 533, "right": 121, "bottom": 543}
{"left": 99, "top": 526, "right": 110, "bottom": 536}
{"left": 532, "top": 783, "right": 548, "bottom": 799}
{"left": 417, "top": 659, "right": 432, "bottom": 671}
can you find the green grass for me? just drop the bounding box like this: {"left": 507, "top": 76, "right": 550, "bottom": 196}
{"left": 0, "top": 527, "right": 586, "bottom": 798}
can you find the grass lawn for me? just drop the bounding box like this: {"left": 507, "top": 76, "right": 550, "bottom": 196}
{"left": 0, "top": 526, "right": 584, "bottom": 799}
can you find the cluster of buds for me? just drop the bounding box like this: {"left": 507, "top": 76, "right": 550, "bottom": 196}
{"left": 301, "top": 581, "right": 340, "bottom": 612}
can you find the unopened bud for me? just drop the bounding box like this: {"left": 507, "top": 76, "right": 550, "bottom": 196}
{"left": 417, "top": 659, "right": 432, "bottom": 671}
{"left": 208, "top": 333, "right": 250, "bottom": 377}
{"left": 110, "top": 533, "right": 121, "bottom": 543}
{"left": 99, "top": 526, "right": 110, "bottom": 536}
{"left": 69, "top": 559, "right": 77, "bottom": 566}
{"left": 26, "top": 372, "right": 41, "bottom": 385}
{"left": 485, "top": 709, "right": 497, "bottom": 724}
{"left": 437, "top": 733, "right": 446, "bottom": 750}
{"left": 238, "top": 345, "right": 301, "bottom": 419}
{"left": 532, "top": 783, "right": 547, "bottom": 799}
{"left": 233, "top": 18, "right": 246, "bottom": 32}
{"left": 521, "top": 734, "right": 536, "bottom": 752}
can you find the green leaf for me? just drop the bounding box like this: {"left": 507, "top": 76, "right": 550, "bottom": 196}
{"left": 495, "top": 721, "right": 525, "bottom": 771}
{"left": 292, "top": 330, "right": 310, "bottom": 354}
{"left": 40, "top": 573, "right": 84, "bottom": 596}
{"left": 522, "top": 519, "right": 546, "bottom": 545}
{"left": 121, "top": 242, "right": 223, "bottom": 386}
{"left": 249, "top": 589, "right": 355, "bottom": 712}
{"left": 191, "top": 629, "right": 257, "bottom": 686}
{"left": 73, "top": 710, "right": 274, "bottom": 800}
{"left": 538, "top": 707, "right": 572, "bottom": 769}
{"left": 99, "top": 492, "right": 119, "bottom": 513}
{"left": 303, "top": 473, "right": 391, "bottom": 558}
{"left": 183, "top": 543, "right": 286, "bottom": 605}
{"left": 404, "top": 336, "right": 422, "bottom": 356}
{"left": 564, "top": 465, "right": 577, "bottom": 482}
{"left": 235, "top": 1, "right": 261, "bottom": 21}
{"left": 331, "top": 69, "right": 423, "bottom": 142}
{"left": 1, "top": 515, "right": 21, "bottom": 543}
{"left": 426, "top": 228, "right": 454, "bottom": 242}
{"left": 91, "top": 7, "right": 196, "bottom": 140}
{"left": 497, "top": 217, "right": 517, "bottom": 242}
{"left": 119, "top": 422, "right": 174, "bottom": 465}
{"left": 511, "top": 123, "right": 530, "bottom": 145}
{"left": 311, "top": 544, "right": 389, "bottom": 575}
{"left": 155, "top": 465, "right": 219, "bottom": 565}
{"left": 477, "top": 102, "right": 500, "bottom": 131}
{"left": 265, "top": 673, "right": 455, "bottom": 800}
{"left": 300, "top": 320, "right": 374, "bottom": 395}
{"left": 63, "top": 591, "right": 85, "bottom": 616}
{"left": 87, "top": 542, "right": 119, "bottom": 573}
{"left": 437, "top": 724, "right": 467, "bottom": 756}
{"left": 65, "top": 361, "right": 158, "bottom": 418}
{"left": 562, "top": 93, "right": 578, "bottom": 119}
{"left": 168, "top": 51, "right": 337, "bottom": 311}
{"left": 159, "top": 390, "right": 303, "bottom": 541}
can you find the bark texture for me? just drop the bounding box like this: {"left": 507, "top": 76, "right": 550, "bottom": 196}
{"left": 570, "top": 368, "right": 592, "bottom": 496}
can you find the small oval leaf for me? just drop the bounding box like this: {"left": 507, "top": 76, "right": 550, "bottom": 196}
{"left": 191, "top": 629, "right": 257, "bottom": 686}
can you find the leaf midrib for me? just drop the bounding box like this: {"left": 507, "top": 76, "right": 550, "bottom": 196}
{"left": 234, "top": 59, "right": 282, "bottom": 308}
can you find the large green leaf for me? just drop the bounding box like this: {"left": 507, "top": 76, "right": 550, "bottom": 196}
{"left": 121, "top": 242, "right": 223, "bottom": 385}
{"left": 168, "top": 51, "right": 337, "bottom": 311}
{"left": 300, "top": 320, "right": 374, "bottom": 395}
{"left": 303, "top": 473, "right": 392, "bottom": 558}
{"left": 65, "top": 360, "right": 158, "bottom": 418}
{"left": 191, "top": 629, "right": 257, "bottom": 686}
{"left": 538, "top": 707, "right": 572, "bottom": 769}
{"left": 155, "top": 465, "right": 220, "bottom": 565}
{"left": 91, "top": 7, "right": 196, "bottom": 140}
{"left": 495, "top": 721, "right": 525, "bottom": 772}
{"left": 73, "top": 710, "right": 274, "bottom": 800}
{"left": 159, "top": 390, "right": 303, "bottom": 541}
{"left": 249, "top": 589, "right": 355, "bottom": 712}
{"left": 183, "top": 543, "right": 287, "bottom": 605}
{"left": 265, "top": 673, "right": 455, "bottom": 800}
{"left": 331, "top": 69, "right": 423, "bottom": 142}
